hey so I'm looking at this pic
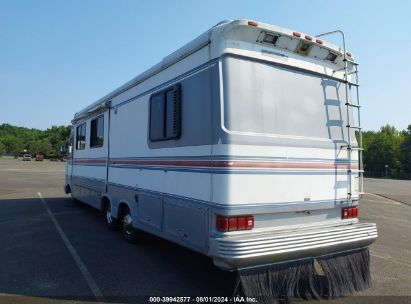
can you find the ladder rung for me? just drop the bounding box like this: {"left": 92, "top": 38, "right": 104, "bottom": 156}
{"left": 342, "top": 145, "right": 364, "bottom": 151}
{"left": 347, "top": 71, "right": 358, "bottom": 75}
{"left": 334, "top": 67, "right": 345, "bottom": 72}
{"left": 343, "top": 80, "right": 359, "bottom": 87}
{"left": 345, "top": 102, "right": 361, "bottom": 108}
{"left": 343, "top": 59, "right": 359, "bottom": 66}
{"left": 346, "top": 125, "right": 362, "bottom": 130}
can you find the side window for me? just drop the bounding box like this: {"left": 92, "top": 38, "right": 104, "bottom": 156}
{"left": 76, "top": 123, "right": 86, "bottom": 150}
{"left": 149, "top": 84, "right": 181, "bottom": 141}
{"left": 90, "top": 116, "right": 104, "bottom": 148}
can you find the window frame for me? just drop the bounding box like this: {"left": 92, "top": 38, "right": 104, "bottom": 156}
{"left": 149, "top": 84, "right": 181, "bottom": 142}
{"left": 90, "top": 115, "right": 104, "bottom": 149}
{"left": 76, "top": 122, "right": 86, "bottom": 150}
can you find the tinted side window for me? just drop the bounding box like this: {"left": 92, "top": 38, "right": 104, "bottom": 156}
{"left": 76, "top": 123, "right": 86, "bottom": 150}
{"left": 149, "top": 84, "right": 181, "bottom": 142}
{"left": 90, "top": 116, "right": 104, "bottom": 148}
{"left": 150, "top": 93, "right": 166, "bottom": 141}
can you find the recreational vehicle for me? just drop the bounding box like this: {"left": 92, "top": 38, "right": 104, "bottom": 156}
{"left": 65, "top": 20, "right": 377, "bottom": 297}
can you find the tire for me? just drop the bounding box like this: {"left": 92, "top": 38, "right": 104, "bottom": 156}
{"left": 121, "top": 206, "right": 139, "bottom": 243}
{"left": 104, "top": 201, "right": 119, "bottom": 230}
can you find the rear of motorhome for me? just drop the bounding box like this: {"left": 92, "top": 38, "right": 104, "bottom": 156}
{"left": 65, "top": 19, "right": 377, "bottom": 298}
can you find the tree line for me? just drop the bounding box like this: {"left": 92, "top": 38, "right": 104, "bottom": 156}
{"left": 362, "top": 125, "right": 411, "bottom": 179}
{"left": 0, "top": 122, "right": 410, "bottom": 179}
{"left": 0, "top": 123, "right": 71, "bottom": 158}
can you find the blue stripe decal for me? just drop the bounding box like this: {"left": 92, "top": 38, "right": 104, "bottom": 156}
{"left": 108, "top": 164, "right": 350, "bottom": 175}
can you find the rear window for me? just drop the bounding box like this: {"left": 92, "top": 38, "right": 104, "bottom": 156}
{"left": 222, "top": 56, "right": 355, "bottom": 141}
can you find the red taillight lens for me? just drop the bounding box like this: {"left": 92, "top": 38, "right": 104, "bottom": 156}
{"left": 216, "top": 216, "right": 228, "bottom": 231}
{"left": 216, "top": 215, "right": 254, "bottom": 232}
{"left": 237, "top": 216, "right": 246, "bottom": 230}
{"left": 228, "top": 217, "right": 238, "bottom": 231}
{"left": 342, "top": 207, "right": 358, "bottom": 219}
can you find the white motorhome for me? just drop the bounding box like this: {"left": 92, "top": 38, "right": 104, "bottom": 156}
{"left": 65, "top": 19, "right": 377, "bottom": 297}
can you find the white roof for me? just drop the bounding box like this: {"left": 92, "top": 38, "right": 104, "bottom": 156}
{"left": 73, "top": 19, "right": 352, "bottom": 122}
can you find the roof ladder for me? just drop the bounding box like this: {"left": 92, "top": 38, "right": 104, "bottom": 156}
{"left": 316, "top": 30, "right": 364, "bottom": 202}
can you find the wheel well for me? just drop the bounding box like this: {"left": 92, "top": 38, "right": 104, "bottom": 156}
{"left": 117, "top": 202, "right": 130, "bottom": 219}
{"left": 101, "top": 196, "right": 110, "bottom": 211}
{"left": 64, "top": 184, "right": 71, "bottom": 194}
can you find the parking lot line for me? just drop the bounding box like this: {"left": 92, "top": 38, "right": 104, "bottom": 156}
{"left": 365, "top": 192, "right": 402, "bottom": 205}
{"left": 37, "top": 192, "right": 106, "bottom": 303}
{"left": 370, "top": 251, "right": 411, "bottom": 269}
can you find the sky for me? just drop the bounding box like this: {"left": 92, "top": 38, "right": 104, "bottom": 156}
{"left": 1, "top": 0, "right": 410, "bottom": 131}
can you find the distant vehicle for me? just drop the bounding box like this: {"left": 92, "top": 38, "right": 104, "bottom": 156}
{"left": 48, "top": 152, "right": 59, "bottom": 161}
{"left": 65, "top": 20, "right": 377, "bottom": 299}
{"left": 35, "top": 154, "right": 44, "bottom": 161}
{"left": 22, "top": 154, "right": 32, "bottom": 161}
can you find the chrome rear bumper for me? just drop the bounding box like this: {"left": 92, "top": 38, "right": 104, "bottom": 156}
{"left": 210, "top": 222, "right": 377, "bottom": 270}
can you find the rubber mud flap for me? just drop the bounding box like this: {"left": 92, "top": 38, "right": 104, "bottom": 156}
{"left": 234, "top": 248, "right": 371, "bottom": 304}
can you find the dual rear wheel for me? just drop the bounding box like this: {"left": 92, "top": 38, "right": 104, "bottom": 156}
{"left": 104, "top": 201, "right": 139, "bottom": 243}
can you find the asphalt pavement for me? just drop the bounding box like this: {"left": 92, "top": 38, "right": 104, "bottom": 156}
{"left": 0, "top": 159, "right": 410, "bottom": 303}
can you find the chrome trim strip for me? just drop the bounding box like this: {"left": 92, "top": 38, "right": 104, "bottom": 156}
{"left": 210, "top": 223, "right": 377, "bottom": 267}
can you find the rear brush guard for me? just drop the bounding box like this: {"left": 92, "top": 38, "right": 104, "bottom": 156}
{"left": 234, "top": 247, "right": 371, "bottom": 303}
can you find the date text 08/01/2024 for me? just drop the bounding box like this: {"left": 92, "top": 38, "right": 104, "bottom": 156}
{"left": 148, "top": 297, "right": 257, "bottom": 303}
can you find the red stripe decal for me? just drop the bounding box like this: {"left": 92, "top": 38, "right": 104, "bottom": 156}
{"left": 108, "top": 160, "right": 358, "bottom": 170}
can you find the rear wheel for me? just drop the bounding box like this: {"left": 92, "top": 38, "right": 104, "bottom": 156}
{"left": 121, "top": 206, "right": 139, "bottom": 243}
{"left": 104, "top": 201, "right": 119, "bottom": 230}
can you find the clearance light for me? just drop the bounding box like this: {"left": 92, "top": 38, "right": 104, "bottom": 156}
{"left": 248, "top": 21, "right": 258, "bottom": 26}
{"left": 346, "top": 51, "right": 352, "bottom": 57}
{"left": 216, "top": 215, "right": 254, "bottom": 232}
{"left": 293, "top": 31, "right": 301, "bottom": 37}
{"left": 305, "top": 35, "right": 313, "bottom": 41}
{"left": 263, "top": 33, "right": 279, "bottom": 45}
{"left": 342, "top": 207, "right": 359, "bottom": 219}
{"left": 315, "top": 39, "right": 323, "bottom": 44}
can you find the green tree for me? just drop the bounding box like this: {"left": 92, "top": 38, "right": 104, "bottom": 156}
{"left": 11, "top": 138, "right": 24, "bottom": 158}
{"left": 28, "top": 139, "right": 52, "bottom": 156}
{"left": 400, "top": 125, "right": 411, "bottom": 178}
{"left": 0, "top": 123, "right": 71, "bottom": 156}
{"left": 0, "top": 142, "right": 5, "bottom": 156}
{"left": 363, "top": 125, "right": 403, "bottom": 176}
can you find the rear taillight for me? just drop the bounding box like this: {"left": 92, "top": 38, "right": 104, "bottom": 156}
{"left": 216, "top": 215, "right": 254, "bottom": 232}
{"left": 342, "top": 206, "right": 359, "bottom": 219}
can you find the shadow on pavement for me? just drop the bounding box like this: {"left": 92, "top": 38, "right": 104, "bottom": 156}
{"left": 0, "top": 196, "right": 236, "bottom": 303}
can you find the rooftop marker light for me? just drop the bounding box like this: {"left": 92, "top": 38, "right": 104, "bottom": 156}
{"left": 305, "top": 35, "right": 313, "bottom": 41}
